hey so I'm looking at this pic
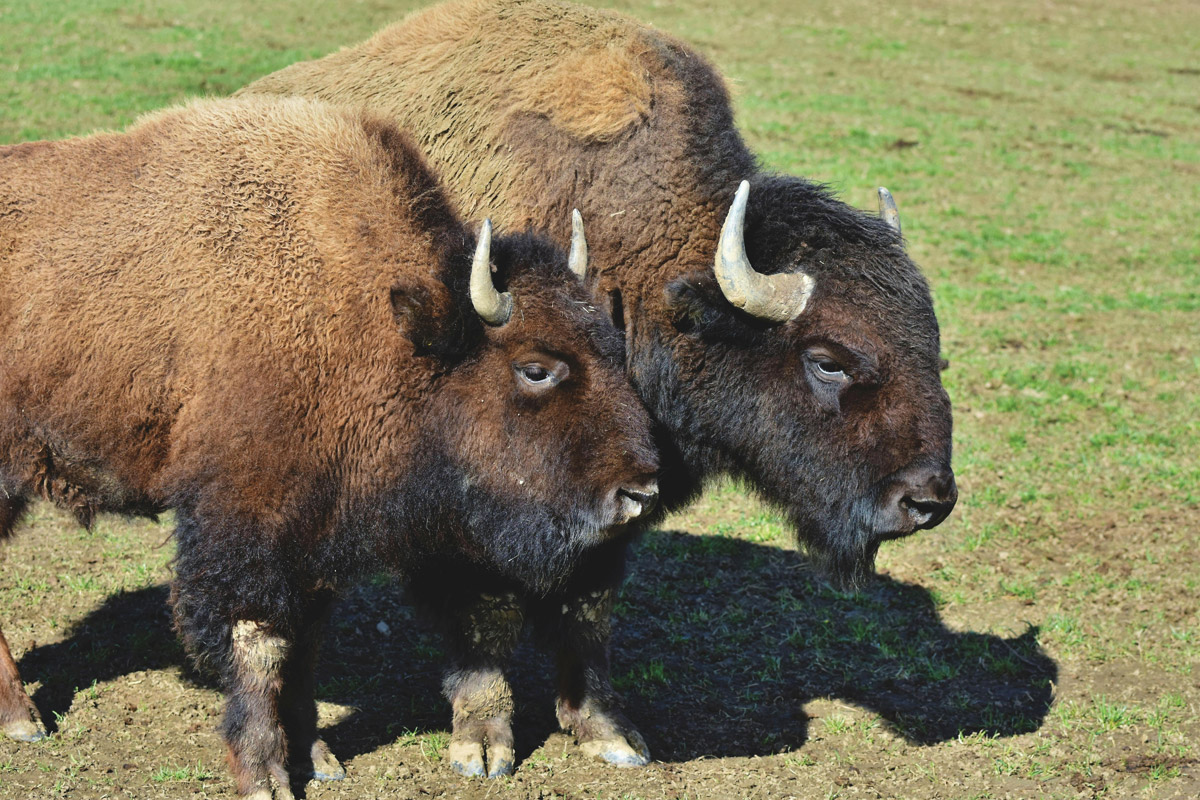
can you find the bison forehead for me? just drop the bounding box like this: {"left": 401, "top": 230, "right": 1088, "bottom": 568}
{"left": 806, "top": 262, "right": 938, "bottom": 329}
{"left": 492, "top": 276, "right": 626, "bottom": 367}
{"left": 740, "top": 181, "right": 942, "bottom": 360}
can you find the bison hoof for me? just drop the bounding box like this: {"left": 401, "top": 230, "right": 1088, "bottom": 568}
{"left": 242, "top": 780, "right": 292, "bottom": 800}
{"left": 448, "top": 740, "right": 486, "bottom": 778}
{"left": 309, "top": 738, "right": 345, "bottom": 781}
{"left": 579, "top": 733, "right": 650, "bottom": 767}
{"left": 448, "top": 738, "right": 514, "bottom": 778}
{"left": 3, "top": 718, "right": 47, "bottom": 743}
{"left": 485, "top": 744, "right": 515, "bottom": 778}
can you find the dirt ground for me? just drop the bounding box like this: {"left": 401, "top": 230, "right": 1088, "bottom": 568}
{"left": 0, "top": 496, "right": 1195, "bottom": 799}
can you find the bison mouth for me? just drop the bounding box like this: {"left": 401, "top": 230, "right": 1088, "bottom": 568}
{"left": 789, "top": 463, "right": 957, "bottom": 591}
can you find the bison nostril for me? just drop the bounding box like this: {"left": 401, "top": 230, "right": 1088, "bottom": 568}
{"left": 901, "top": 496, "right": 940, "bottom": 524}
{"left": 890, "top": 463, "right": 958, "bottom": 533}
{"left": 616, "top": 482, "right": 659, "bottom": 520}
{"left": 900, "top": 493, "right": 955, "bottom": 529}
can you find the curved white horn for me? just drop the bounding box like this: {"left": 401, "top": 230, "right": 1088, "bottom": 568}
{"left": 877, "top": 187, "right": 901, "bottom": 234}
{"left": 568, "top": 209, "right": 588, "bottom": 279}
{"left": 714, "top": 180, "right": 814, "bottom": 322}
{"left": 469, "top": 219, "right": 512, "bottom": 326}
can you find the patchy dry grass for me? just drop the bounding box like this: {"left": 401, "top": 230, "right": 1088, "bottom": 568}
{"left": 1, "top": 0, "right": 1198, "bottom": 798}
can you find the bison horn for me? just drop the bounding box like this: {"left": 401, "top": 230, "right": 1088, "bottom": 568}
{"left": 568, "top": 208, "right": 588, "bottom": 279}
{"left": 469, "top": 219, "right": 512, "bottom": 326}
{"left": 877, "top": 187, "right": 901, "bottom": 234}
{"left": 714, "top": 180, "right": 814, "bottom": 322}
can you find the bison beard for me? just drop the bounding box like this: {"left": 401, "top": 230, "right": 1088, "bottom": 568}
{"left": 0, "top": 96, "right": 661, "bottom": 796}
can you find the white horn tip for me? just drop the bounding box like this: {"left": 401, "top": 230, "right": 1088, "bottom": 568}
{"left": 729, "top": 180, "right": 751, "bottom": 222}
{"left": 876, "top": 187, "right": 901, "bottom": 234}
{"left": 471, "top": 216, "right": 512, "bottom": 326}
{"left": 568, "top": 208, "right": 588, "bottom": 279}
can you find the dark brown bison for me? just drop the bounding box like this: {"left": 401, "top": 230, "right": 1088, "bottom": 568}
{"left": 242, "top": 0, "right": 958, "bottom": 773}
{"left": 0, "top": 95, "right": 659, "bottom": 797}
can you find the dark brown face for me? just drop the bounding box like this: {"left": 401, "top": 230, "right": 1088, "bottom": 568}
{"left": 771, "top": 269, "right": 956, "bottom": 561}
{"left": 421, "top": 236, "right": 659, "bottom": 591}
{"left": 645, "top": 179, "right": 956, "bottom": 587}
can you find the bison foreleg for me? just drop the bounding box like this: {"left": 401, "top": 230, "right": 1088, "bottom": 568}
{"left": 444, "top": 667, "right": 515, "bottom": 778}
{"left": 436, "top": 590, "right": 524, "bottom": 778}
{"left": 552, "top": 585, "right": 650, "bottom": 767}
{"left": 0, "top": 626, "right": 45, "bottom": 742}
{"left": 277, "top": 590, "right": 344, "bottom": 782}
{"left": 0, "top": 493, "right": 43, "bottom": 742}
{"left": 170, "top": 514, "right": 302, "bottom": 799}
{"left": 222, "top": 619, "right": 295, "bottom": 799}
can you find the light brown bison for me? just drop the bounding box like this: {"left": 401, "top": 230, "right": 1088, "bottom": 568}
{"left": 0, "top": 95, "right": 659, "bottom": 797}
{"left": 242, "top": 0, "right": 958, "bottom": 773}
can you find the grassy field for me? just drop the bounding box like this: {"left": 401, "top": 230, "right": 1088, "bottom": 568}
{"left": 1, "top": 0, "right": 1197, "bottom": 798}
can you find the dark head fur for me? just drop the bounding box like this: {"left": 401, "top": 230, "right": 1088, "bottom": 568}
{"left": 241, "top": 0, "right": 956, "bottom": 584}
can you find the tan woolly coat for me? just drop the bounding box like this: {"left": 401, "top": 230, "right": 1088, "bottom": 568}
{"left": 0, "top": 95, "right": 652, "bottom": 543}
{"left": 1, "top": 97, "right": 453, "bottom": 528}
{"left": 240, "top": 0, "right": 736, "bottom": 311}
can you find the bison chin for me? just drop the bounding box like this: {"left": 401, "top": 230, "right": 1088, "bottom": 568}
{"left": 466, "top": 501, "right": 616, "bottom": 597}
{"left": 792, "top": 507, "right": 883, "bottom": 592}
{"left": 800, "top": 535, "right": 882, "bottom": 593}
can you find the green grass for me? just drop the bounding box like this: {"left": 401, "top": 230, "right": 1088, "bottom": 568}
{"left": 420, "top": 731, "right": 449, "bottom": 764}
{"left": 0, "top": 0, "right": 425, "bottom": 142}
{"left": 150, "top": 762, "right": 214, "bottom": 783}
{"left": 1, "top": 0, "right": 1198, "bottom": 798}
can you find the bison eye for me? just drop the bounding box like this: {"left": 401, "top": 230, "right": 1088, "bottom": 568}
{"left": 522, "top": 365, "right": 550, "bottom": 383}
{"left": 514, "top": 359, "right": 569, "bottom": 393}
{"left": 811, "top": 357, "right": 849, "bottom": 385}
{"left": 816, "top": 359, "right": 844, "bottom": 377}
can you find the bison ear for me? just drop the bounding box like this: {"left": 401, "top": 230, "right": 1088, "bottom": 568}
{"left": 665, "top": 274, "right": 770, "bottom": 344}
{"left": 390, "top": 280, "right": 468, "bottom": 361}
{"left": 664, "top": 276, "right": 711, "bottom": 334}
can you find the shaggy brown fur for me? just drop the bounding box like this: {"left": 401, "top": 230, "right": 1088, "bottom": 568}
{"left": 0, "top": 95, "right": 659, "bottom": 796}
{"left": 240, "top": 0, "right": 705, "bottom": 245}
{"left": 243, "top": 0, "right": 958, "bottom": 773}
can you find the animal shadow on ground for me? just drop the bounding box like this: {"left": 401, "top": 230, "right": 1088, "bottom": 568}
{"left": 17, "top": 528, "right": 1056, "bottom": 767}
{"left": 609, "top": 530, "right": 1056, "bottom": 761}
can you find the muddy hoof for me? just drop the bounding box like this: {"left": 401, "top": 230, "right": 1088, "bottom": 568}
{"left": 309, "top": 739, "right": 345, "bottom": 781}
{"left": 486, "top": 744, "right": 514, "bottom": 778}
{"left": 448, "top": 740, "right": 486, "bottom": 778}
{"left": 579, "top": 734, "right": 650, "bottom": 767}
{"left": 3, "top": 718, "right": 47, "bottom": 743}
{"left": 451, "top": 758, "right": 486, "bottom": 778}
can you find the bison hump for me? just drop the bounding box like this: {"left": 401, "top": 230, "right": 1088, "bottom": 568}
{"left": 509, "top": 44, "right": 654, "bottom": 143}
